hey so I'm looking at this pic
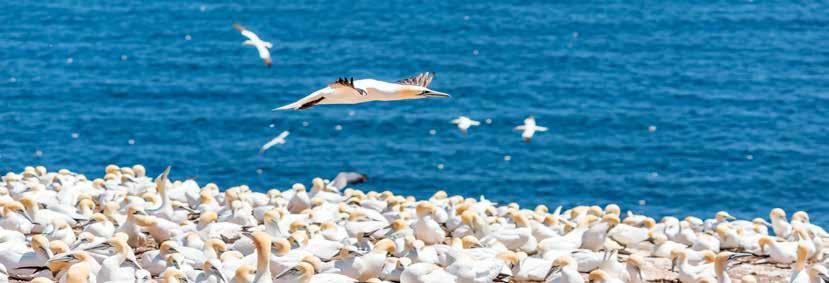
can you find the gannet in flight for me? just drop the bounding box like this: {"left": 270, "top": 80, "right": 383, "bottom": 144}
{"left": 233, "top": 23, "right": 273, "bottom": 67}
{"left": 259, "top": 131, "right": 289, "bottom": 154}
{"left": 514, "top": 116, "right": 548, "bottom": 142}
{"left": 274, "top": 72, "right": 450, "bottom": 110}
{"left": 330, "top": 172, "right": 368, "bottom": 190}
{"left": 451, "top": 116, "right": 480, "bottom": 134}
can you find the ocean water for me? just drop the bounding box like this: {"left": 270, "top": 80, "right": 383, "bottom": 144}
{"left": 2, "top": 1, "right": 828, "bottom": 225}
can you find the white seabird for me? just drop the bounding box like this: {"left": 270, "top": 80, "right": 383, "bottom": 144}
{"left": 514, "top": 116, "right": 548, "bottom": 142}
{"left": 274, "top": 72, "right": 450, "bottom": 110}
{"left": 451, "top": 116, "right": 480, "bottom": 134}
{"left": 233, "top": 23, "right": 273, "bottom": 67}
{"left": 259, "top": 131, "right": 290, "bottom": 154}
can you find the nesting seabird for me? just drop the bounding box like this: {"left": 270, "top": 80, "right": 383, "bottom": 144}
{"left": 515, "top": 116, "right": 548, "bottom": 142}
{"left": 232, "top": 23, "right": 273, "bottom": 67}
{"left": 259, "top": 130, "right": 289, "bottom": 154}
{"left": 274, "top": 72, "right": 450, "bottom": 110}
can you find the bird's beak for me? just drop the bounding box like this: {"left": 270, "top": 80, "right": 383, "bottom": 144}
{"left": 421, "top": 90, "right": 450, "bottom": 98}
{"left": 212, "top": 265, "right": 229, "bottom": 283}
{"left": 819, "top": 272, "right": 829, "bottom": 283}
{"left": 19, "top": 211, "right": 35, "bottom": 224}
{"left": 545, "top": 266, "right": 561, "bottom": 280}
{"left": 729, "top": 253, "right": 752, "bottom": 261}
{"left": 48, "top": 253, "right": 76, "bottom": 264}
{"left": 87, "top": 242, "right": 112, "bottom": 251}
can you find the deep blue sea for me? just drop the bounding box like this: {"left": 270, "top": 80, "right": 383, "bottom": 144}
{"left": 2, "top": 1, "right": 828, "bottom": 225}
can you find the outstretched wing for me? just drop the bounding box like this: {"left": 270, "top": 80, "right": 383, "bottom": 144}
{"left": 260, "top": 131, "right": 289, "bottom": 154}
{"left": 330, "top": 172, "right": 368, "bottom": 190}
{"left": 397, "top": 72, "right": 434, "bottom": 87}
{"left": 329, "top": 77, "right": 367, "bottom": 96}
{"left": 277, "top": 131, "right": 290, "bottom": 140}
{"left": 233, "top": 23, "right": 262, "bottom": 41}
{"left": 255, "top": 45, "right": 272, "bottom": 66}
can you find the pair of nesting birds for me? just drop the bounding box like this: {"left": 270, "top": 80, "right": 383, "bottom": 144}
{"left": 233, "top": 23, "right": 450, "bottom": 110}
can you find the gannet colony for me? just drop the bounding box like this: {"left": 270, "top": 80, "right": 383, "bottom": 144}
{"left": 0, "top": 165, "right": 824, "bottom": 283}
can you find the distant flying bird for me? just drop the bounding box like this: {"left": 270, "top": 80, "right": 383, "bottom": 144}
{"left": 274, "top": 72, "right": 450, "bottom": 110}
{"left": 232, "top": 23, "right": 273, "bottom": 67}
{"left": 451, "top": 116, "right": 480, "bottom": 134}
{"left": 259, "top": 131, "right": 289, "bottom": 154}
{"left": 330, "top": 172, "right": 368, "bottom": 190}
{"left": 514, "top": 116, "right": 548, "bottom": 142}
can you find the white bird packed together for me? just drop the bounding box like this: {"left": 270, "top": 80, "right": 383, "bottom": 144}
{"left": 0, "top": 165, "right": 827, "bottom": 283}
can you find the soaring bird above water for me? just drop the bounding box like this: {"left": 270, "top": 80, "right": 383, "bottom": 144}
{"left": 515, "top": 116, "right": 548, "bottom": 142}
{"left": 259, "top": 131, "right": 289, "bottom": 154}
{"left": 274, "top": 72, "right": 450, "bottom": 110}
{"left": 233, "top": 23, "right": 273, "bottom": 67}
{"left": 451, "top": 116, "right": 480, "bottom": 134}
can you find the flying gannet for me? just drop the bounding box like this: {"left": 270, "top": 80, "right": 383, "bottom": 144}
{"left": 274, "top": 72, "right": 449, "bottom": 110}
{"left": 259, "top": 131, "right": 289, "bottom": 154}
{"left": 232, "top": 23, "right": 273, "bottom": 67}
{"left": 451, "top": 116, "right": 480, "bottom": 134}
{"left": 515, "top": 116, "right": 548, "bottom": 142}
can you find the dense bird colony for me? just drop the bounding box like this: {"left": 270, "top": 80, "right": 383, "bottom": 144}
{"left": 0, "top": 165, "right": 824, "bottom": 283}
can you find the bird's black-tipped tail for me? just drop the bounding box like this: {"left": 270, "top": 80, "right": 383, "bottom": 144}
{"left": 232, "top": 23, "right": 245, "bottom": 32}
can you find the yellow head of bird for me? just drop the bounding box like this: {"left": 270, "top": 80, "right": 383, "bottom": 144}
{"left": 272, "top": 238, "right": 291, "bottom": 255}
{"left": 416, "top": 201, "right": 436, "bottom": 217}
{"left": 391, "top": 219, "right": 409, "bottom": 231}
{"left": 199, "top": 211, "right": 218, "bottom": 225}
{"left": 627, "top": 254, "right": 645, "bottom": 267}
{"left": 792, "top": 211, "right": 809, "bottom": 223}
{"left": 105, "top": 164, "right": 119, "bottom": 174}
{"left": 553, "top": 255, "right": 575, "bottom": 267}
{"left": 373, "top": 239, "right": 396, "bottom": 253}
{"left": 604, "top": 204, "right": 621, "bottom": 216}
{"left": 432, "top": 190, "right": 448, "bottom": 200}
{"left": 204, "top": 239, "right": 227, "bottom": 253}
{"left": 770, "top": 208, "right": 786, "bottom": 220}
{"left": 588, "top": 270, "right": 610, "bottom": 281}
{"left": 301, "top": 255, "right": 323, "bottom": 273}
{"left": 234, "top": 265, "right": 256, "bottom": 282}
{"left": 758, "top": 236, "right": 775, "bottom": 253}
{"left": 497, "top": 251, "right": 520, "bottom": 265}
{"left": 716, "top": 211, "right": 735, "bottom": 221}
{"left": 461, "top": 235, "right": 480, "bottom": 248}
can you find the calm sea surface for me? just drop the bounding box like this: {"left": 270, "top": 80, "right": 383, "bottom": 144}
{"left": 2, "top": 1, "right": 828, "bottom": 225}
